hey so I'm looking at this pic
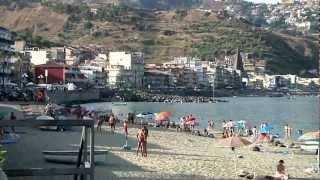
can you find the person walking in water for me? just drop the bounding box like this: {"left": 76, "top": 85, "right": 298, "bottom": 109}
{"left": 10, "top": 112, "right": 16, "bottom": 134}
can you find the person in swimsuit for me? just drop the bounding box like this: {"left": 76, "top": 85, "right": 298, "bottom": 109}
{"left": 143, "top": 126, "right": 148, "bottom": 157}
{"left": 136, "top": 128, "right": 146, "bottom": 156}
{"left": 123, "top": 120, "right": 128, "bottom": 139}
{"left": 109, "top": 114, "right": 116, "bottom": 134}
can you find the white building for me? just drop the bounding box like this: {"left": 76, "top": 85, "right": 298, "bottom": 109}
{"left": 25, "top": 48, "right": 50, "bottom": 65}
{"left": 78, "top": 63, "right": 107, "bottom": 86}
{"left": 108, "top": 52, "right": 144, "bottom": 88}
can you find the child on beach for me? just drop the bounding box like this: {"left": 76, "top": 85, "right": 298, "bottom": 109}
{"left": 275, "top": 160, "right": 289, "bottom": 180}
{"left": 10, "top": 112, "right": 16, "bottom": 134}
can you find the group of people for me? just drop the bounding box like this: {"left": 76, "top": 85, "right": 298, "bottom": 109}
{"left": 284, "top": 124, "right": 293, "bottom": 139}
{"left": 222, "top": 120, "right": 235, "bottom": 138}
{"left": 177, "top": 114, "right": 196, "bottom": 132}
{"left": 95, "top": 112, "right": 149, "bottom": 157}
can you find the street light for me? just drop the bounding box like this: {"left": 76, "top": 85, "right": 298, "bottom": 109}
{"left": 21, "top": 73, "right": 28, "bottom": 87}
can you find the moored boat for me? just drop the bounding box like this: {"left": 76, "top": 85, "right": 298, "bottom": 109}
{"left": 111, "top": 102, "right": 127, "bottom": 106}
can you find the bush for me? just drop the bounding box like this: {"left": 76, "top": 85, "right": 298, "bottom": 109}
{"left": 84, "top": 21, "right": 93, "bottom": 30}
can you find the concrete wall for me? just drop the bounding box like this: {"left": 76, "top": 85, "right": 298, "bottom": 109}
{"left": 47, "top": 89, "right": 101, "bottom": 104}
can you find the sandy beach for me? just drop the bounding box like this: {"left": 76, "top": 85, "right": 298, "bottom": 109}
{"left": 2, "top": 122, "right": 319, "bottom": 180}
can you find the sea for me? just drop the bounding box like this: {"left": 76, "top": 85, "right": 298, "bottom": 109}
{"left": 82, "top": 96, "right": 320, "bottom": 138}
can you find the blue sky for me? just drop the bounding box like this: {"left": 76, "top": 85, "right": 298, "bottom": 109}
{"left": 245, "top": 0, "right": 280, "bottom": 4}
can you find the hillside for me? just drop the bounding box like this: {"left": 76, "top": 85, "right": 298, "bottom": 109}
{"left": 0, "top": 5, "right": 67, "bottom": 39}
{"left": 0, "top": 2, "right": 318, "bottom": 76}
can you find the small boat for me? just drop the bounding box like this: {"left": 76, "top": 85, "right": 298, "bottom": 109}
{"left": 268, "top": 92, "right": 284, "bottom": 97}
{"left": 111, "top": 102, "right": 127, "bottom": 106}
{"left": 216, "top": 99, "right": 229, "bottom": 103}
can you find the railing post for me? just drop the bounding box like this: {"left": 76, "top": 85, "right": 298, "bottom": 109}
{"left": 82, "top": 126, "right": 88, "bottom": 180}
{"left": 74, "top": 127, "right": 85, "bottom": 180}
{"left": 90, "top": 125, "right": 95, "bottom": 180}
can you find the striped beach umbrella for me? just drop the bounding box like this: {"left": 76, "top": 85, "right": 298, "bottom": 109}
{"left": 298, "top": 131, "right": 320, "bottom": 141}
{"left": 221, "top": 136, "right": 252, "bottom": 148}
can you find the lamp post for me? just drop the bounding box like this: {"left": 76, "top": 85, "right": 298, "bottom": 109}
{"left": 21, "top": 73, "right": 28, "bottom": 88}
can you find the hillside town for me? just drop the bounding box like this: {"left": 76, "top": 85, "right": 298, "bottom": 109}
{"left": 0, "top": 26, "right": 319, "bottom": 102}
{"left": 200, "top": 0, "right": 319, "bottom": 35}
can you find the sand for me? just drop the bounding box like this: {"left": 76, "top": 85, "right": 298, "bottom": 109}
{"left": 2, "top": 122, "right": 319, "bottom": 180}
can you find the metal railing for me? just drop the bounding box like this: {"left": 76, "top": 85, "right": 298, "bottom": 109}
{"left": 0, "top": 119, "right": 95, "bottom": 180}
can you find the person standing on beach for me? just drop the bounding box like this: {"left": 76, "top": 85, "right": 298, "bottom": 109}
{"left": 123, "top": 120, "right": 128, "bottom": 139}
{"left": 143, "top": 126, "right": 149, "bottom": 157}
{"left": 288, "top": 126, "right": 293, "bottom": 139}
{"left": 109, "top": 114, "right": 116, "bottom": 134}
{"left": 222, "top": 120, "right": 227, "bottom": 138}
{"left": 10, "top": 112, "right": 16, "bottom": 134}
{"left": 252, "top": 126, "right": 258, "bottom": 137}
{"left": 284, "top": 124, "right": 289, "bottom": 139}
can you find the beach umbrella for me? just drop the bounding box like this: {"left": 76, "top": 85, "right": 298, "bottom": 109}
{"left": 158, "top": 112, "right": 172, "bottom": 117}
{"left": 256, "top": 133, "right": 270, "bottom": 143}
{"left": 221, "top": 136, "right": 252, "bottom": 148}
{"left": 221, "top": 136, "right": 252, "bottom": 179}
{"left": 155, "top": 115, "right": 168, "bottom": 121}
{"left": 155, "top": 112, "right": 172, "bottom": 121}
{"left": 298, "top": 131, "right": 320, "bottom": 172}
{"left": 298, "top": 131, "right": 320, "bottom": 141}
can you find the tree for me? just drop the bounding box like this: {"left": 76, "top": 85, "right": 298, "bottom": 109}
{"left": 84, "top": 21, "right": 94, "bottom": 30}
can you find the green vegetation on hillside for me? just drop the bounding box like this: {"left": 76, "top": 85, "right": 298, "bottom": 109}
{"left": 0, "top": 1, "right": 317, "bottom": 76}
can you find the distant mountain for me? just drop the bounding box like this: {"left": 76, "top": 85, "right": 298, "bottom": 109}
{"left": 0, "top": 1, "right": 318, "bottom": 76}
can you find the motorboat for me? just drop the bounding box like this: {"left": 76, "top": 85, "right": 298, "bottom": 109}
{"left": 36, "top": 115, "right": 70, "bottom": 131}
